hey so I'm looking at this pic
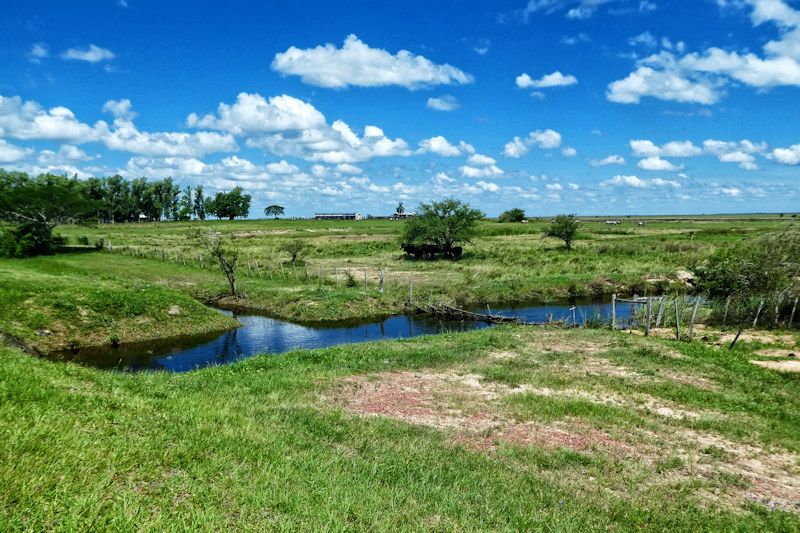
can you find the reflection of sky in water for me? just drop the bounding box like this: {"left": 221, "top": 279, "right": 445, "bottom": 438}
{"left": 59, "top": 301, "right": 633, "bottom": 373}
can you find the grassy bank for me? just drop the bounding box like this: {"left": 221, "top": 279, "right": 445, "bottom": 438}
{"left": 55, "top": 215, "right": 798, "bottom": 318}
{"left": 0, "top": 253, "right": 238, "bottom": 353}
{"left": 1, "top": 325, "right": 798, "bottom": 530}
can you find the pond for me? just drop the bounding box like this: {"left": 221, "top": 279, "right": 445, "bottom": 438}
{"left": 51, "top": 300, "right": 633, "bottom": 372}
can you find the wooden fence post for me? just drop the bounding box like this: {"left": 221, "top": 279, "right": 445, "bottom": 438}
{"left": 655, "top": 295, "right": 666, "bottom": 327}
{"left": 379, "top": 270, "right": 384, "bottom": 294}
{"left": 255, "top": 260, "right": 261, "bottom": 278}
{"left": 292, "top": 262, "right": 297, "bottom": 281}
{"left": 774, "top": 300, "right": 781, "bottom": 328}
{"left": 753, "top": 300, "right": 764, "bottom": 328}
{"left": 628, "top": 294, "right": 638, "bottom": 329}
{"left": 280, "top": 262, "right": 284, "bottom": 279}
{"left": 182, "top": 253, "right": 185, "bottom": 266}
{"left": 729, "top": 313, "right": 753, "bottom": 349}
{"left": 364, "top": 269, "right": 368, "bottom": 290}
{"left": 162, "top": 249, "right": 165, "bottom": 262}
{"left": 689, "top": 298, "right": 700, "bottom": 340}
{"left": 611, "top": 293, "right": 616, "bottom": 329}
{"left": 305, "top": 263, "right": 309, "bottom": 283}
{"left": 108, "top": 240, "right": 112, "bottom": 252}
{"left": 674, "top": 299, "right": 681, "bottom": 341}
{"left": 319, "top": 264, "right": 322, "bottom": 286}
{"left": 645, "top": 298, "right": 652, "bottom": 336}
{"left": 175, "top": 251, "right": 178, "bottom": 265}
{"left": 268, "top": 262, "right": 273, "bottom": 280}
{"left": 199, "top": 252, "right": 203, "bottom": 268}
{"left": 247, "top": 260, "right": 252, "bottom": 276}
{"left": 409, "top": 281, "right": 413, "bottom": 306}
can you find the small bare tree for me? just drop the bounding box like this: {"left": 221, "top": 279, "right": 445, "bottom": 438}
{"left": 281, "top": 240, "right": 306, "bottom": 263}
{"left": 196, "top": 229, "right": 239, "bottom": 297}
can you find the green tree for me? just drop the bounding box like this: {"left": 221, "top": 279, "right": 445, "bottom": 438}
{"left": 177, "top": 185, "right": 193, "bottom": 221}
{"left": 0, "top": 171, "right": 99, "bottom": 257}
{"left": 401, "top": 198, "right": 484, "bottom": 258}
{"left": 195, "top": 229, "right": 239, "bottom": 297}
{"left": 498, "top": 208, "right": 525, "bottom": 223}
{"left": 544, "top": 214, "right": 581, "bottom": 250}
{"left": 264, "top": 205, "right": 285, "bottom": 219}
{"left": 280, "top": 240, "right": 306, "bottom": 263}
{"left": 211, "top": 187, "right": 251, "bottom": 220}
{"left": 193, "top": 185, "right": 206, "bottom": 220}
{"left": 396, "top": 202, "right": 405, "bottom": 214}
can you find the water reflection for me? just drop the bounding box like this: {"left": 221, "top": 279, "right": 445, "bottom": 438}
{"left": 52, "top": 300, "right": 632, "bottom": 373}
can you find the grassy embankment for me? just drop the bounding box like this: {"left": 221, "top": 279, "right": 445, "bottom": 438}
{"left": 1, "top": 322, "right": 799, "bottom": 530}
{"left": 1, "top": 214, "right": 792, "bottom": 354}
{"left": 57, "top": 215, "right": 795, "bottom": 315}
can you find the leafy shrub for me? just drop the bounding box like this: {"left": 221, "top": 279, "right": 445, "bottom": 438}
{"left": 498, "top": 208, "right": 525, "bottom": 223}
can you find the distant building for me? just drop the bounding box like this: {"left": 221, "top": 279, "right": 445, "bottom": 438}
{"left": 389, "top": 211, "right": 417, "bottom": 220}
{"left": 314, "top": 213, "right": 362, "bottom": 220}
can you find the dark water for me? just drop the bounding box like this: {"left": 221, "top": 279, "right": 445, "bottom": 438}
{"left": 51, "top": 300, "right": 633, "bottom": 373}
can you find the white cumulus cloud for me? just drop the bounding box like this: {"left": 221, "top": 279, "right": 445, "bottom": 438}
{"left": 516, "top": 71, "right": 578, "bottom": 88}
{"left": 271, "top": 34, "right": 473, "bottom": 89}
{"left": 589, "top": 154, "right": 626, "bottom": 166}
{"left": 637, "top": 156, "right": 684, "bottom": 171}
{"left": 0, "top": 139, "right": 33, "bottom": 163}
{"left": 768, "top": 142, "right": 800, "bottom": 164}
{"left": 502, "top": 129, "right": 562, "bottom": 158}
{"left": 427, "top": 95, "right": 459, "bottom": 111}
{"left": 61, "top": 44, "right": 114, "bottom": 63}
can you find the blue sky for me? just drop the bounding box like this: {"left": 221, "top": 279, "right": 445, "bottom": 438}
{"left": 1, "top": 0, "right": 799, "bottom": 217}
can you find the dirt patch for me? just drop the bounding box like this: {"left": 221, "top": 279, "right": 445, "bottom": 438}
{"left": 750, "top": 360, "right": 800, "bottom": 372}
{"left": 754, "top": 348, "right": 798, "bottom": 358}
{"left": 230, "top": 230, "right": 292, "bottom": 236}
{"left": 718, "top": 330, "right": 797, "bottom": 346}
{"left": 678, "top": 430, "right": 800, "bottom": 511}
{"left": 304, "top": 227, "right": 348, "bottom": 232}
{"left": 322, "top": 367, "right": 799, "bottom": 513}
{"left": 659, "top": 370, "right": 717, "bottom": 391}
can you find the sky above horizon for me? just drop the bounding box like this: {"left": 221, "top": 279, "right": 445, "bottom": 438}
{"left": 2, "top": 0, "right": 799, "bottom": 217}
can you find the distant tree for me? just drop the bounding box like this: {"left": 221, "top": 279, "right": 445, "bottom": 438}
{"left": 193, "top": 185, "right": 206, "bottom": 220}
{"left": 498, "top": 208, "right": 525, "bottom": 223}
{"left": 264, "top": 205, "right": 285, "bottom": 219}
{"left": 195, "top": 229, "right": 239, "bottom": 297}
{"left": 281, "top": 240, "right": 306, "bottom": 263}
{"left": 401, "top": 198, "right": 484, "bottom": 259}
{"left": 544, "top": 214, "right": 581, "bottom": 250}
{"left": 0, "top": 171, "right": 99, "bottom": 257}
{"left": 396, "top": 202, "right": 405, "bottom": 214}
{"left": 177, "top": 185, "right": 193, "bottom": 221}
{"left": 211, "top": 187, "right": 251, "bottom": 220}
{"left": 159, "top": 177, "right": 181, "bottom": 221}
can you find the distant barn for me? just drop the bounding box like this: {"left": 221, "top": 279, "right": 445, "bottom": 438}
{"left": 314, "top": 213, "right": 362, "bottom": 220}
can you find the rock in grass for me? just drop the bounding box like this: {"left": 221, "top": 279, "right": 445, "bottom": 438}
{"left": 168, "top": 306, "right": 181, "bottom": 316}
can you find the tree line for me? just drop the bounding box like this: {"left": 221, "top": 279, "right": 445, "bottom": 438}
{"left": 0, "top": 170, "right": 252, "bottom": 257}
{"left": 0, "top": 170, "right": 251, "bottom": 224}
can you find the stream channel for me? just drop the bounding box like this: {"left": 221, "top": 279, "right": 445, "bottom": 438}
{"left": 52, "top": 300, "right": 634, "bottom": 372}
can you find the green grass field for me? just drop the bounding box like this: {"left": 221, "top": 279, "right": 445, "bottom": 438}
{"left": 1, "top": 324, "right": 798, "bottom": 531}
{"left": 1, "top": 214, "right": 799, "bottom": 530}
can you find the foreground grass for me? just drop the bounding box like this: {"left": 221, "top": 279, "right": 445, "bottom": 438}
{"left": 1, "top": 326, "right": 798, "bottom": 531}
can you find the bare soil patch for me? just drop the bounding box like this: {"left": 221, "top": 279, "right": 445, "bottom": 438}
{"left": 750, "top": 360, "right": 800, "bottom": 372}
{"left": 320, "top": 364, "right": 798, "bottom": 513}
{"left": 230, "top": 230, "right": 292, "bottom": 236}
